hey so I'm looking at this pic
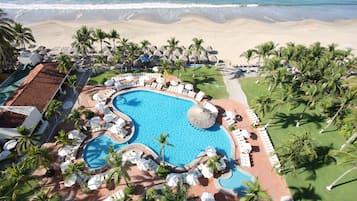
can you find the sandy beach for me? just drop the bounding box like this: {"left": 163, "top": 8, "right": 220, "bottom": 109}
{"left": 27, "top": 17, "right": 357, "bottom": 64}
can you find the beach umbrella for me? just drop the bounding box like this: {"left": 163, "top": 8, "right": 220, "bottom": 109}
{"left": 104, "top": 79, "right": 114, "bottom": 86}
{"left": 153, "top": 50, "right": 162, "bottom": 57}
{"left": 3, "top": 140, "right": 17, "bottom": 151}
{"left": 58, "top": 146, "right": 72, "bottom": 157}
{"left": 187, "top": 105, "right": 216, "bottom": 129}
{"left": 185, "top": 173, "right": 199, "bottom": 186}
{"left": 68, "top": 130, "right": 81, "bottom": 140}
{"left": 159, "top": 46, "right": 166, "bottom": 52}
{"left": 95, "top": 102, "right": 105, "bottom": 112}
{"left": 205, "top": 46, "right": 213, "bottom": 52}
{"left": 201, "top": 164, "right": 213, "bottom": 178}
{"left": 92, "top": 93, "right": 103, "bottom": 101}
{"left": 64, "top": 174, "right": 77, "bottom": 187}
{"left": 166, "top": 173, "right": 181, "bottom": 187}
{"left": 60, "top": 160, "right": 72, "bottom": 172}
{"left": 205, "top": 146, "right": 216, "bottom": 157}
{"left": 170, "top": 80, "right": 178, "bottom": 86}
{"left": 185, "top": 83, "right": 194, "bottom": 91}
{"left": 201, "top": 192, "right": 215, "bottom": 201}
{"left": 137, "top": 158, "right": 151, "bottom": 171}
{"left": 209, "top": 55, "right": 217, "bottom": 64}
{"left": 242, "top": 143, "right": 252, "bottom": 153}
{"left": 88, "top": 175, "right": 102, "bottom": 190}
{"left": 152, "top": 66, "right": 159, "bottom": 72}
{"left": 115, "top": 118, "right": 126, "bottom": 128}
{"left": 123, "top": 150, "right": 141, "bottom": 164}
{"left": 39, "top": 49, "right": 48, "bottom": 55}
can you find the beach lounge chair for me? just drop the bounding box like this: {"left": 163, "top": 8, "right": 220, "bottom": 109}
{"left": 156, "top": 83, "right": 163, "bottom": 90}
{"left": 195, "top": 91, "right": 205, "bottom": 102}
{"left": 177, "top": 84, "right": 185, "bottom": 94}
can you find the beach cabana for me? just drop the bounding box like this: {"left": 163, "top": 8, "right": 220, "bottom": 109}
{"left": 185, "top": 83, "right": 194, "bottom": 91}
{"left": 187, "top": 105, "right": 216, "bottom": 129}
{"left": 123, "top": 150, "right": 142, "bottom": 164}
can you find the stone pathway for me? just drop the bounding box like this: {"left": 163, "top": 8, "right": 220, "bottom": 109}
{"left": 218, "top": 65, "right": 249, "bottom": 106}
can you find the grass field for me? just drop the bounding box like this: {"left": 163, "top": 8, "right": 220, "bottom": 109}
{"left": 240, "top": 77, "right": 357, "bottom": 201}
{"left": 172, "top": 66, "right": 229, "bottom": 99}
{"left": 87, "top": 70, "right": 122, "bottom": 85}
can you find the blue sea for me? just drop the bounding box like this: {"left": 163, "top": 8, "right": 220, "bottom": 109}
{"left": 1, "top": 0, "right": 357, "bottom": 23}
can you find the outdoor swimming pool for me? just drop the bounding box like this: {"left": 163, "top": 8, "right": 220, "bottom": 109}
{"left": 83, "top": 89, "right": 253, "bottom": 193}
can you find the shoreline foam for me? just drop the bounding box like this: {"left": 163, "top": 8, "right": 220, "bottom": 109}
{"left": 27, "top": 16, "right": 357, "bottom": 64}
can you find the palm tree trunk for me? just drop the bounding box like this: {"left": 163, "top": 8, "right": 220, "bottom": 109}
{"left": 162, "top": 148, "right": 165, "bottom": 165}
{"left": 340, "top": 132, "right": 357, "bottom": 151}
{"left": 100, "top": 41, "right": 103, "bottom": 53}
{"left": 326, "top": 166, "right": 357, "bottom": 191}
{"left": 320, "top": 104, "right": 345, "bottom": 134}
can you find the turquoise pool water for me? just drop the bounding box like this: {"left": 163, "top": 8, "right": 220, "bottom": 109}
{"left": 219, "top": 161, "right": 253, "bottom": 195}
{"left": 83, "top": 89, "right": 253, "bottom": 193}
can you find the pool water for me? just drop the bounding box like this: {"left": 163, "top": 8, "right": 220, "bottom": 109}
{"left": 83, "top": 89, "right": 253, "bottom": 193}
{"left": 219, "top": 161, "right": 253, "bottom": 195}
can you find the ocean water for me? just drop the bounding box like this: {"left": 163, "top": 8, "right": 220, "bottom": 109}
{"left": 1, "top": 0, "right": 357, "bottom": 23}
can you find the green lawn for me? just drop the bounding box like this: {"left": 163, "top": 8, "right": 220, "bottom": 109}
{"left": 87, "top": 70, "right": 122, "bottom": 85}
{"left": 171, "top": 66, "right": 228, "bottom": 99}
{"left": 240, "top": 77, "right": 357, "bottom": 201}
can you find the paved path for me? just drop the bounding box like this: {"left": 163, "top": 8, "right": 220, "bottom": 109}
{"left": 218, "top": 65, "right": 249, "bottom": 106}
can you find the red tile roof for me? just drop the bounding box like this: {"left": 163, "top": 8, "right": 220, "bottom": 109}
{"left": 0, "top": 110, "right": 26, "bottom": 128}
{"left": 4, "top": 63, "right": 66, "bottom": 112}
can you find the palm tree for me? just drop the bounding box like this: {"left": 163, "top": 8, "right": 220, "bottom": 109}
{"left": 326, "top": 144, "right": 357, "bottom": 191}
{"left": 66, "top": 106, "right": 85, "bottom": 130}
{"left": 253, "top": 95, "right": 274, "bottom": 118}
{"left": 71, "top": 25, "right": 94, "bottom": 56}
{"left": 12, "top": 23, "right": 35, "bottom": 49}
{"left": 188, "top": 37, "right": 206, "bottom": 64}
{"left": 0, "top": 163, "right": 35, "bottom": 201}
{"left": 44, "top": 99, "right": 63, "bottom": 120}
{"left": 154, "top": 133, "right": 174, "bottom": 165}
{"left": 165, "top": 37, "right": 182, "bottom": 63}
{"left": 0, "top": 9, "right": 14, "bottom": 42}
{"left": 54, "top": 130, "right": 74, "bottom": 148}
{"left": 0, "top": 9, "right": 16, "bottom": 67}
{"left": 65, "top": 74, "right": 78, "bottom": 94}
{"left": 56, "top": 54, "right": 72, "bottom": 74}
{"left": 14, "top": 126, "right": 41, "bottom": 154}
{"left": 275, "top": 132, "right": 317, "bottom": 173}
{"left": 22, "top": 145, "right": 51, "bottom": 170}
{"left": 126, "top": 42, "right": 141, "bottom": 71}
{"left": 140, "top": 39, "right": 151, "bottom": 54}
{"left": 161, "top": 183, "right": 194, "bottom": 201}
{"left": 105, "top": 145, "right": 132, "bottom": 187}
{"left": 108, "top": 29, "right": 119, "bottom": 50}
{"left": 254, "top": 41, "right": 277, "bottom": 62}
{"left": 31, "top": 189, "right": 52, "bottom": 201}
{"left": 240, "top": 49, "right": 256, "bottom": 65}
{"left": 206, "top": 154, "right": 221, "bottom": 174}
{"left": 94, "top": 28, "right": 107, "bottom": 53}
{"left": 174, "top": 59, "right": 186, "bottom": 78}
{"left": 296, "top": 83, "right": 322, "bottom": 127}
{"left": 240, "top": 179, "right": 272, "bottom": 201}
{"left": 159, "top": 60, "right": 172, "bottom": 79}
{"left": 63, "top": 161, "right": 88, "bottom": 188}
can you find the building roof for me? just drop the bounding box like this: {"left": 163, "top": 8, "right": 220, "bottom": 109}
{"left": 0, "top": 110, "right": 26, "bottom": 128}
{"left": 4, "top": 63, "right": 66, "bottom": 112}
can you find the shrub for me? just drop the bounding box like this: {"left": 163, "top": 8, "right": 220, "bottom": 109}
{"left": 100, "top": 77, "right": 108, "bottom": 85}
{"left": 156, "top": 164, "right": 171, "bottom": 178}
{"left": 84, "top": 110, "right": 94, "bottom": 119}
{"left": 228, "top": 125, "right": 235, "bottom": 131}
{"left": 124, "top": 185, "right": 136, "bottom": 195}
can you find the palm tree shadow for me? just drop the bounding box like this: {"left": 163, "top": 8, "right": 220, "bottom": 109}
{"left": 271, "top": 112, "right": 324, "bottom": 129}
{"left": 289, "top": 184, "right": 322, "bottom": 201}
{"left": 332, "top": 178, "right": 357, "bottom": 189}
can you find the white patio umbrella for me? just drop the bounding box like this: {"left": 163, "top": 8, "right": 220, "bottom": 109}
{"left": 123, "top": 150, "right": 141, "bottom": 164}
{"left": 205, "top": 146, "right": 216, "bottom": 157}
{"left": 104, "top": 79, "right": 114, "bottom": 86}
{"left": 103, "top": 114, "right": 115, "bottom": 122}
{"left": 64, "top": 174, "right": 77, "bottom": 187}
{"left": 166, "top": 173, "right": 181, "bottom": 187}
{"left": 115, "top": 118, "right": 126, "bottom": 128}
{"left": 152, "top": 66, "right": 159, "bottom": 72}
{"left": 126, "top": 75, "right": 134, "bottom": 81}
{"left": 185, "top": 173, "right": 199, "bottom": 186}
{"left": 226, "top": 111, "right": 236, "bottom": 120}
{"left": 58, "top": 146, "right": 72, "bottom": 157}
{"left": 60, "top": 160, "right": 72, "bottom": 172}
{"left": 201, "top": 192, "right": 215, "bottom": 201}
{"left": 68, "top": 130, "right": 80, "bottom": 139}
{"left": 93, "top": 93, "right": 103, "bottom": 101}
{"left": 185, "top": 83, "right": 194, "bottom": 90}
{"left": 3, "top": 139, "right": 17, "bottom": 151}
{"left": 201, "top": 164, "right": 213, "bottom": 178}
{"left": 88, "top": 175, "right": 102, "bottom": 190}
{"left": 170, "top": 80, "right": 178, "bottom": 86}
{"left": 241, "top": 129, "right": 251, "bottom": 138}
{"left": 95, "top": 102, "right": 105, "bottom": 112}
{"left": 137, "top": 158, "right": 151, "bottom": 171}
{"left": 243, "top": 143, "right": 252, "bottom": 153}
{"left": 90, "top": 116, "right": 101, "bottom": 126}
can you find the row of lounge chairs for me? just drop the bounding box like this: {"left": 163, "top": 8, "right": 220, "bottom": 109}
{"left": 145, "top": 82, "right": 163, "bottom": 90}
{"left": 232, "top": 130, "right": 252, "bottom": 167}
{"left": 257, "top": 127, "right": 281, "bottom": 169}
{"left": 247, "top": 109, "right": 260, "bottom": 125}
{"left": 166, "top": 84, "right": 205, "bottom": 102}
{"left": 112, "top": 73, "right": 161, "bottom": 82}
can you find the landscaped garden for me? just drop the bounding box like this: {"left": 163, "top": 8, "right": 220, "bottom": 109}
{"left": 239, "top": 41, "right": 357, "bottom": 201}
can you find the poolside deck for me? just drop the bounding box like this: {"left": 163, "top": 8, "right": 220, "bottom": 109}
{"left": 47, "top": 79, "right": 290, "bottom": 201}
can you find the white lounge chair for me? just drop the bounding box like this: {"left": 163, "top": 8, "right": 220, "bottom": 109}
{"left": 195, "top": 91, "right": 205, "bottom": 102}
